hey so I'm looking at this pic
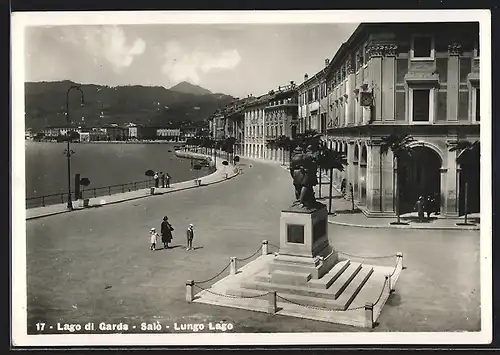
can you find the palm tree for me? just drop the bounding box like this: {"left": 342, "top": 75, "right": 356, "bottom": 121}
{"left": 317, "top": 144, "right": 348, "bottom": 214}
{"left": 380, "top": 133, "right": 415, "bottom": 225}
{"left": 448, "top": 140, "right": 480, "bottom": 225}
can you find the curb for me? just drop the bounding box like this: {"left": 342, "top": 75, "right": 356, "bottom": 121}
{"left": 26, "top": 161, "right": 240, "bottom": 221}
{"left": 327, "top": 218, "right": 480, "bottom": 231}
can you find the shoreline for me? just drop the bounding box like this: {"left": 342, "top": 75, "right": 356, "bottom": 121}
{"left": 26, "top": 140, "right": 186, "bottom": 145}
{"left": 25, "top": 150, "right": 238, "bottom": 218}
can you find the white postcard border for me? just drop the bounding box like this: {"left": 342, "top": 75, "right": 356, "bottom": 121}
{"left": 11, "top": 9, "right": 492, "bottom": 346}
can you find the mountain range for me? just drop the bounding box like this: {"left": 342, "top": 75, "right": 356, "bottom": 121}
{"left": 24, "top": 80, "right": 233, "bottom": 131}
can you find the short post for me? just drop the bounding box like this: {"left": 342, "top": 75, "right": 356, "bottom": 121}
{"left": 93, "top": 188, "right": 97, "bottom": 198}
{"left": 108, "top": 186, "right": 111, "bottom": 195}
{"left": 364, "top": 302, "right": 374, "bottom": 329}
{"left": 262, "top": 240, "right": 269, "bottom": 256}
{"left": 268, "top": 291, "right": 277, "bottom": 314}
{"left": 41, "top": 196, "right": 45, "bottom": 207}
{"left": 150, "top": 187, "right": 155, "bottom": 195}
{"left": 186, "top": 280, "right": 194, "bottom": 302}
{"left": 386, "top": 274, "right": 393, "bottom": 294}
{"left": 230, "top": 257, "right": 237, "bottom": 275}
{"left": 225, "top": 173, "right": 228, "bottom": 179}
{"left": 397, "top": 252, "right": 404, "bottom": 269}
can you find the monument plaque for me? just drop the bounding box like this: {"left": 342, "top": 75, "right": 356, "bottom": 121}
{"left": 286, "top": 224, "right": 305, "bottom": 244}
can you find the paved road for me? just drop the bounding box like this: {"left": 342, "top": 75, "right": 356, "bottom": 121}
{"left": 26, "top": 158, "right": 480, "bottom": 333}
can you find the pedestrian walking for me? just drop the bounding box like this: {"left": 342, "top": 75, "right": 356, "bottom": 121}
{"left": 150, "top": 227, "right": 159, "bottom": 251}
{"left": 415, "top": 196, "right": 425, "bottom": 222}
{"left": 186, "top": 224, "right": 194, "bottom": 250}
{"left": 160, "top": 172, "right": 166, "bottom": 188}
{"left": 166, "top": 173, "right": 171, "bottom": 188}
{"left": 161, "top": 216, "right": 174, "bottom": 249}
{"left": 154, "top": 172, "right": 159, "bottom": 188}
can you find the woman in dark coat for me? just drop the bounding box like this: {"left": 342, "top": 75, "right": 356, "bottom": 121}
{"left": 161, "top": 216, "right": 174, "bottom": 249}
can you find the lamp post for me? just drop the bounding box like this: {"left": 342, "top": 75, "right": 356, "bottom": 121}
{"left": 65, "top": 85, "right": 85, "bottom": 210}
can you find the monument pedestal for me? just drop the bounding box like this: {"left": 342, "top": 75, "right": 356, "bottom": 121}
{"left": 269, "top": 202, "right": 338, "bottom": 283}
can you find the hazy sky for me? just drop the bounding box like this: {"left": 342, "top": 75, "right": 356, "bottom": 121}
{"left": 25, "top": 23, "right": 358, "bottom": 98}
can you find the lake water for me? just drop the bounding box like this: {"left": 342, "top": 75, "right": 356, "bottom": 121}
{"left": 25, "top": 141, "right": 212, "bottom": 204}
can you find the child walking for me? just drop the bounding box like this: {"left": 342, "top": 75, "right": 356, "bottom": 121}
{"left": 150, "top": 227, "right": 159, "bottom": 251}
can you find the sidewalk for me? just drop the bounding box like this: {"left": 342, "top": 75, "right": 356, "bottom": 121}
{"left": 26, "top": 156, "right": 240, "bottom": 220}
{"left": 280, "top": 165, "right": 480, "bottom": 231}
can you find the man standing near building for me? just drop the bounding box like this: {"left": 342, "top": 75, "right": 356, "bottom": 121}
{"left": 160, "top": 172, "right": 166, "bottom": 188}
{"left": 186, "top": 224, "right": 194, "bottom": 251}
{"left": 166, "top": 173, "right": 171, "bottom": 188}
{"left": 154, "top": 172, "right": 159, "bottom": 188}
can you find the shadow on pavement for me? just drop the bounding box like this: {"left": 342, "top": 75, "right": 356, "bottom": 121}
{"left": 333, "top": 208, "right": 363, "bottom": 214}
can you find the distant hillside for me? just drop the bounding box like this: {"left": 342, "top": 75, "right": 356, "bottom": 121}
{"left": 169, "top": 81, "right": 213, "bottom": 96}
{"left": 24, "top": 80, "right": 233, "bottom": 131}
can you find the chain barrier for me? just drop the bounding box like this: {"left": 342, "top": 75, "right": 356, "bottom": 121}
{"left": 268, "top": 243, "right": 280, "bottom": 250}
{"left": 276, "top": 294, "right": 365, "bottom": 312}
{"left": 388, "top": 257, "right": 401, "bottom": 278}
{"left": 194, "top": 284, "right": 270, "bottom": 299}
{"left": 372, "top": 277, "right": 388, "bottom": 307}
{"left": 335, "top": 250, "right": 397, "bottom": 259}
{"left": 193, "top": 261, "right": 231, "bottom": 285}
{"left": 235, "top": 246, "right": 263, "bottom": 262}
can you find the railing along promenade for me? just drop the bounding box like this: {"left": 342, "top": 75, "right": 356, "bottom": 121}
{"left": 26, "top": 179, "right": 156, "bottom": 209}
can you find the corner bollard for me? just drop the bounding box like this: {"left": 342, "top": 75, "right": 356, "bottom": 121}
{"left": 364, "top": 302, "right": 374, "bottom": 329}
{"left": 262, "top": 240, "right": 269, "bottom": 256}
{"left": 186, "top": 280, "right": 194, "bottom": 303}
{"left": 230, "top": 257, "right": 237, "bottom": 275}
{"left": 150, "top": 187, "right": 155, "bottom": 195}
{"left": 397, "top": 252, "right": 404, "bottom": 269}
{"left": 83, "top": 198, "right": 90, "bottom": 208}
{"left": 386, "top": 274, "right": 393, "bottom": 294}
{"left": 268, "top": 291, "right": 277, "bottom": 314}
{"left": 225, "top": 173, "right": 228, "bottom": 179}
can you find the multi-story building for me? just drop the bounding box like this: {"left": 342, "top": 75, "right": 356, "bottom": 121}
{"left": 264, "top": 82, "right": 299, "bottom": 162}
{"left": 243, "top": 94, "right": 268, "bottom": 159}
{"left": 322, "top": 22, "right": 480, "bottom": 218}
{"left": 156, "top": 128, "right": 181, "bottom": 141}
{"left": 297, "top": 66, "right": 329, "bottom": 135}
{"left": 126, "top": 123, "right": 138, "bottom": 139}
{"left": 102, "top": 124, "right": 129, "bottom": 141}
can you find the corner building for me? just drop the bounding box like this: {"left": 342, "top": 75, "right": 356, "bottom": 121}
{"left": 322, "top": 22, "right": 480, "bottom": 218}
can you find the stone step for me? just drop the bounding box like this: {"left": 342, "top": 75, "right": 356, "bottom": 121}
{"left": 328, "top": 262, "right": 363, "bottom": 300}
{"left": 270, "top": 270, "right": 312, "bottom": 286}
{"left": 254, "top": 270, "right": 271, "bottom": 283}
{"left": 335, "top": 265, "right": 374, "bottom": 309}
{"left": 226, "top": 286, "right": 347, "bottom": 310}
{"left": 308, "top": 259, "right": 351, "bottom": 290}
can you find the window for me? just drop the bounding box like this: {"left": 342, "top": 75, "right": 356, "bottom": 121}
{"left": 412, "top": 89, "right": 431, "bottom": 122}
{"left": 412, "top": 36, "right": 434, "bottom": 59}
{"left": 475, "top": 88, "right": 480, "bottom": 122}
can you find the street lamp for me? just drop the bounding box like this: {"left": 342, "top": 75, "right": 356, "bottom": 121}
{"left": 65, "top": 85, "right": 85, "bottom": 210}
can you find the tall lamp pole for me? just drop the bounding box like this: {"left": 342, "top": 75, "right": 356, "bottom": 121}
{"left": 65, "top": 85, "right": 85, "bottom": 210}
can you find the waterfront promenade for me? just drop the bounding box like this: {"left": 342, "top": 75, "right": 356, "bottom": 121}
{"left": 26, "top": 157, "right": 480, "bottom": 333}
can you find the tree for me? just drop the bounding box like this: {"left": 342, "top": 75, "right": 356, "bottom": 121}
{"left": 275, "top": 135, "right": 292, "bottom": 165}
{"left": 448, "top": 140, "right": 480, "bottom": 225}
{"left": 317, "top": 143, "right": 348, "bottom": 214}
{"left": 380, "top": 133, "right": 415, "bottom": 225}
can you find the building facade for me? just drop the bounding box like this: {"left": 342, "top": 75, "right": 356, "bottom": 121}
{"left": 297, "top": 67, "right": 329, "bottom": 135}
{"left": 243, "top": 94, "right": 268, "bottom": 159}
{"left": 156, "top": 128, "right": 181, "bottom": 141}
{"left": 320, "top": 22, "right": 480, "bottom": 218}
{"left": 264, "top": 83, "right": 298, "bottom": 162}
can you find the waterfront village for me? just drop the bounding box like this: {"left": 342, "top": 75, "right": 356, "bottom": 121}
{"left": 27, "top": 22, "right": 480, "bottom": 219}
{"left": 23, "top": 22, "right": 483, "bottom": 335}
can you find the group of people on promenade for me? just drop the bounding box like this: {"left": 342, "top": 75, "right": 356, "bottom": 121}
{"left": 153, "top": 172, "right": 171, "bottom": 188}
{"left": 149, "top": 216, "right": 195, "bottom": 251}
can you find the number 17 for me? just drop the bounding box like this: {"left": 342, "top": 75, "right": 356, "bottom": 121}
{"left": 35, "top": 322, "right": 45, "bottom": 331}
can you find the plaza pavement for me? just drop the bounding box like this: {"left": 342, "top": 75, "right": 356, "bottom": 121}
{"left": 25, "top": 156, "right": 481, "bottom": 333}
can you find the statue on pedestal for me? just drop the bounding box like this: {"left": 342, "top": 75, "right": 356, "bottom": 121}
{"left": 290, "top": 145, "right": 319, "bottom": 208}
